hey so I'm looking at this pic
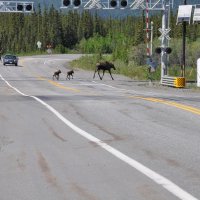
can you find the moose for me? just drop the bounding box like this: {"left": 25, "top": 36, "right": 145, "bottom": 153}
{"left": 93, "top": 61, "right": 116, "bottom": 80}
{"left": 66, "top": 70, "right": 74, "bottom": 80}
{"left": 52, "top": 69, "right": 61, "bottom": 80}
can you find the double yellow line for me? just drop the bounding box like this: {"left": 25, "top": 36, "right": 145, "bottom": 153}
{"left": 130, "top": 96, "right": 200, "bottom": 116}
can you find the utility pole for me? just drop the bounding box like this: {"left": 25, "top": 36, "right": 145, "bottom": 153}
{"left": 182, "top": 0, "right": 187, "bottom": 77}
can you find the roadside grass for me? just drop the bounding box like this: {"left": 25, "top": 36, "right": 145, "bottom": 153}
{"left": 14, "top": 48, "right": 76, "bottom": 57}
{"left": 69, "top": 55, "right": 198, "bottom": 89}
{"left": 15, "top": 51, "right": 47, "bottom": 56}
{"left": 168, "top": 65, "right": 197, "bottom": 81}
{"left": 70, "top": 54, "right": 99, "bottom": 71}
{"left": 14, "top": 52, "right": 198, "bottom": 85}
{"left": 70, "top": 54, "right": 162, "bottom": 81}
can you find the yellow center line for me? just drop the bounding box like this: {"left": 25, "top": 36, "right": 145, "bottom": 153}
{"left": 129, "top": 96, "right": 200, "bottom": 116}
{"left": 20, "top": 59, "right": 80, "bottom": 93}
{"left": 37, "top": 76, "right": 80, "bottom": 92}
{"left": 21, "top": 58, "right": 199, "bottom": 113}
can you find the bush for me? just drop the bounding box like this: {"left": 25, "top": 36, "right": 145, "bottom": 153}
{"left": 78, "top": 34, "right": 112, "bottom": 54}
{"left": 54, "top": 44, "right": 69, "bottom": 54}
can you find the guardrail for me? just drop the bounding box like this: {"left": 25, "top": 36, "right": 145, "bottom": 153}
{"left": 161, "top": 76, "right": 185, "bottom": 88}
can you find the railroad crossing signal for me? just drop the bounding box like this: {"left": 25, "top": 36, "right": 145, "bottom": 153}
{"left": 158, "top": 28, "right": 171, "bottom": 40}
{"left": 84, "top": 0, "right": 103, "bottom": 9}
{"left": 62, "top": 0, "right": 81, "bottom": 7}
{"left": 61, "top": 0, "right": 173, "bottom": 10}
{"left": 155, "top": 47, "right": 172, "bottom": 54}
{"left": 0, "top": 1, "right": 34, "bottom": 12}
{"left": 109, "top": 0, "right": 128, "bottom": 8}
{"left": 129, "top": 0, "right": 145, "bottom": 9}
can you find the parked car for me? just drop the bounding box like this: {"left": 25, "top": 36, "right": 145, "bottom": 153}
{"left": 3, "top": 54, "right": 18, "bottom": 66}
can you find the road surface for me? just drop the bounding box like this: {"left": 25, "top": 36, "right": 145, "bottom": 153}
{"left": 0, "top": 54, "right": 200, "bottom": 200}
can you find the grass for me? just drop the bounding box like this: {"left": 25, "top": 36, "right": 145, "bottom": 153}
{"left": 69, "top": 55, "right": 199, "bottom": 91}
{"left": 70, "top": 54, "right": 156, "bottom": 81}
{"left": 10, "top": 51, "right": 198, "bottom": 87}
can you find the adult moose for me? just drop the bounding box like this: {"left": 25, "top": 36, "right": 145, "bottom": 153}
{"left": 93, "top": 61, "right": 116, "bottom": 80}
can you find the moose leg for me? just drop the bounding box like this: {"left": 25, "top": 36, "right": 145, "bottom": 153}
{"left": 108, "top": 69, "right": 114, "bottom": 80}
{"left": 98, "top": 70, "right": 102, "bottom": 80}
{"left": 93, "top": 70, "right": 97, "bottom": 79}
{"left": 101, "top": 70, "right": 105, "bottom": 79}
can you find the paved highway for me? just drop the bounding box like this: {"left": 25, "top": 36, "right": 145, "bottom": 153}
{"left": 0, "top": 54, "right": 200, "bottom": 200}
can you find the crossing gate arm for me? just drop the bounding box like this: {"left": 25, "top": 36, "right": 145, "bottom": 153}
{"left": 161, "top": 76, "right": 185, "bottom": 88}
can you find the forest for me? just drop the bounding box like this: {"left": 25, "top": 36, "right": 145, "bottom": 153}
{"left": 0, "top": 4, "right": 200, "bottom": 80}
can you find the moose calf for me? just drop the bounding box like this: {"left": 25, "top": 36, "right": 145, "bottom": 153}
{"left": 66, "top": 70, "right": 74, "bottom": 80}
{"left": 52, "top": 69, "right": 61, "bottom": 80}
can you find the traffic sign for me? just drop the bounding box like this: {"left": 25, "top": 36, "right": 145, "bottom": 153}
{"left": 37, "top": 41, "right": 42, "bottom": 49}
{"left": 158, "top": 28, "right": 171, "bottom": 40}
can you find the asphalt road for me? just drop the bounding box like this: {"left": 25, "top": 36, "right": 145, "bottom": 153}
{"left": 0, "top": 54, "right": 200, "bottom": 200}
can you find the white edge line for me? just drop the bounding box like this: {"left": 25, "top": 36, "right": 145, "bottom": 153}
{"left": 92, "top": 80, "right": 137, "bottom": 93}
{"left": 0, "top": 73, "right": 198, "bottom": 200}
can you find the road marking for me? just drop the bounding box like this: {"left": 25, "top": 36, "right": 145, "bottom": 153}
{"left": 20, "top": 58, "right": 80, "bottom": 93}
{"left": 47, "top": 79, "right": 80, "bottom": 92}
{"left": 0, "top": 73, "right": 198, "bottom": 200}
{"left": 92, "top": 81, "right": 118, "bottom": 89}
{"left": 30, "top": 72, "right": 80, "bottom": 93}
{"left": 130, "top": 96, "right": 200, "bottom": 116}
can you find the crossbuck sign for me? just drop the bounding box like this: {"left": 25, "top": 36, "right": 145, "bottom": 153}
{"left": 158, "top": 28, "right": 171, "bottom": 40}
